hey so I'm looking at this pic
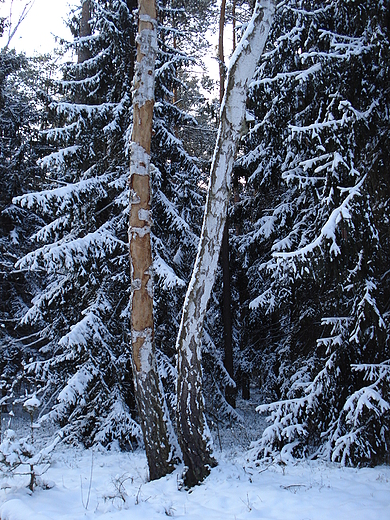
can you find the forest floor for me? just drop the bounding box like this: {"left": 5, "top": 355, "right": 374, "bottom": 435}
{"left": 1, "top": 392, "right": 390, "bottom": 520}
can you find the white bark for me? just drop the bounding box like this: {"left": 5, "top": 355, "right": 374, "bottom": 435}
{"left": 176, "top": 0, "right": 275, "bottom": 487}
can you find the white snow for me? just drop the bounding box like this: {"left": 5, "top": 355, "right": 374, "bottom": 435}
{"left": 22, "top": 397, "right": 41, "bottom": 411}
{"left": 132, "top": 26, "right": 157, "bottom": 107}
{"left": 130, "top": 143, "right": 151, "bottom": 177}
{"left": 1, "top": 445, "right": 389, "bottom": 520}
{"left": 153, "top": 254, "right": 186, "bottom": 290}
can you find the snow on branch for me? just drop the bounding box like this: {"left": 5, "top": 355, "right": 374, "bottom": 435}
{"left": 38, "top": 146, "right": 80, "bottom": 171}
{"left": 52, "top": 362, "right": 99, "bottom": 413}
{"left": 13, "top": 176, "right": 109, "bottom": 217}
{"left": 154, "top": 254, "right": 186, "bottom": 290}
{"left": 31, "top": 216, "right": 69, "bottom": 243}
{"left": 15, "top": 224, "right": 125, "bottom": 274}
{"left": 331, "top": 362, "right": 390, "bottom": 464}
{"left": 58, "top": 311, "right": 113, "bottom": 355}
{"left": 289, "top": 100, "right": 378, "bottom": 137}
{"left": 318, "top": 30, "right": 371, "bottom": 56}
{"left": 94, "top": 393, "right": 143, "bottom": 447}
{"left": 250, "top": 62, "right": 321, "bottom": 88}
{"left": 349, "top": 280, "right": 386, "bottom": 344}
{"left": 43, "top": 122, "right": 79, "bottom": 142}
{"left": 273, "top": 175, "right": 366, "bottom": 260}
{"left": 351, "top": 360, "right": 390, "bottom": 380}
{"left": 155, "top": 189, "right": 199, "bottom": 244}
{"left": 249, "top": 287, "right": 277, "bottom": 312}
{"left": 20, "top": 275, "right": 71, "bottom": 326}
{"left": 52, "top": 101, "right": 116, "bottom": 117}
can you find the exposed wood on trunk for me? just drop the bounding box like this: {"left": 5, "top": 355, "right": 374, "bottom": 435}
{"left": 176, "top": 0, "right": 274, "bottom": 488}
{"left": 129, "top": 0, "right": 175, "bottom": 481}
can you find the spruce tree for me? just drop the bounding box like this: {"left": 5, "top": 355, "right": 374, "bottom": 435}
{"left": 0, "top": 48, "right": 48, "bottom": 406}
{"left": 12, "top": 0, "right": 216, "bottom": 451}
{"left": 239, "top": 0, "right": 390, "bottom": 464}
{"left": 13, "top": 0, "right": 142, "bottom": 447}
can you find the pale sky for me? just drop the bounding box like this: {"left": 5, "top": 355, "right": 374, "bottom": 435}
{"left": 0, "top": 0, "right": 71, "bottom": 54}
{"left": 0, "top": 0, "right": 220, "bottom": 93}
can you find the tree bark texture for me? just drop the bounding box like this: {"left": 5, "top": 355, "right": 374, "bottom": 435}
{"left": 218, "top": 0, "right": 226, "bottom": 102}
{"left": 176, "top": 0, "right": 275, "bottom": 488}
{"left": 219, "top": 0, "right": 236, "bottom": 409}
{"left": 78, "top": 0, "right": 92, "bottom": 64}
{"left": 129, "top": 0, "right": 175, "bottom": 481}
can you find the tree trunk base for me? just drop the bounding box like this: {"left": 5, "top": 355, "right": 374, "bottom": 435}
{"left": 180, "top": 448, "right": 217, "bottom": 489}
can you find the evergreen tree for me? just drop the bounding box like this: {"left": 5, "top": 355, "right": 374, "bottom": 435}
{"left": 238, "top": 0, "right": 390, "bottom": 464}
{"left": 12, "top": 0, "right": 215, "bottom": 450}
{"left": 0, "top": 47, "right": 49, "bottom": 406}
{"left": 13, "top": 0, "right": 142, "bottom": 447}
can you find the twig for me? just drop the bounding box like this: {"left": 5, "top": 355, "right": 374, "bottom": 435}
{"left": 81, "top": 450, "right": 94, "bottom": 510}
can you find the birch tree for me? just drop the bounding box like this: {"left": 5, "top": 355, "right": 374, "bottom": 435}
{"left": 129, "top": 0, "right": 175, "bottom": 481}
{"left": 176, "top": 0, "right": 274, "bottom": 488}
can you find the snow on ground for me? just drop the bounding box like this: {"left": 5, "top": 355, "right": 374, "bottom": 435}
{"left": 1, "top": 439, "right": 390, "bottom": 520}
{"left": 1, "top": 393, "right": 389, "bottom": 520}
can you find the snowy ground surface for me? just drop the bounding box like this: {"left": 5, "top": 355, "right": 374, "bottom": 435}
{"left": 1, "top": 395, "right": 390, "bottom": 520}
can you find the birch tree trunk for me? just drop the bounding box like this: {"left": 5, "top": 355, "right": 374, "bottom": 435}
{"left": 176, "top": 0, "right": 274, "bottom": 488}
{"left": 129, "top": 0, "right": 175, "bottom": 481}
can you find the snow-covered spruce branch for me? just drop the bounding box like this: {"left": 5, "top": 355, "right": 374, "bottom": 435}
{"left": 13, "top": 176, "right": 109, "bottom": 217}
{"left": 15, "top": 224, "right": 125, "bottom": 274}
{"left": 250, "top": 62, "right": 321, "bottom": 87}
{"left": 175, "top": 0, "right": 275, "bottom": 487}
{"left": 273, "top": 175, "right": 366, "bottom": 260}
{"left": 330, "top": 362, "right": 390, "bottom": 465}
{"left": 289, "top": 100, "right": 379, "bottom": 136}
{"left": 153, "top": 253, "right": 186, "bottom": 290}
{"left": 351, "top": 360, "right": 390, "bottom": 380}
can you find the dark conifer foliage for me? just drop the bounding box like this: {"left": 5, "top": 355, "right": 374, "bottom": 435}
{"left": 11, "top": 0, "right": 215, "bottom": 447}
{"left": 238, "top": 0, "right": 390, "bottom": 464}
{"left": 0, "top": 48, "right": 49, "bottom": 404}
{"left": 12, "top": 0, "right": 142, "bottom": 447}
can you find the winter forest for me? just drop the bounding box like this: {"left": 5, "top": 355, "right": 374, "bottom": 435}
{"left": 0, "top": 0, "right": 390, "bottom": 517}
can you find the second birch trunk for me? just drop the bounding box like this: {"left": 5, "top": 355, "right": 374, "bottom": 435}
{"left": 176, "top": 0, "right": 275, "bottom": 488}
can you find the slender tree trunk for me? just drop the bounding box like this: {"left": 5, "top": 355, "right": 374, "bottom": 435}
{"left": 78, "top": 0, "right": 91, "bottom": 64}
{"left": 218, "top": 0, "right": 226, "bottom": 99}
{"left": 176, "top": 0, "right": 274, "bottom": 488}
{"left": 219, "top": 0, "right": 236, "bottom": 409}
{"left": 232, "top": 0, "right": 237, "bottom": 53}
{"left": 75, "top": 0, "right": 92, "bottom": 106}
{"left": 221, "top": 224, "right": 236, "bottom": 407}
{"left": 129, "top": 0, "right": 175, "bottom": 481}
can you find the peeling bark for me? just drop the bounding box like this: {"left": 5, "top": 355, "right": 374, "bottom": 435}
{"left": 129, "top": 0, "right": 175, "bottom": 481}
{"left": 176, "top": 0, "right": 275, "bottom": 487}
